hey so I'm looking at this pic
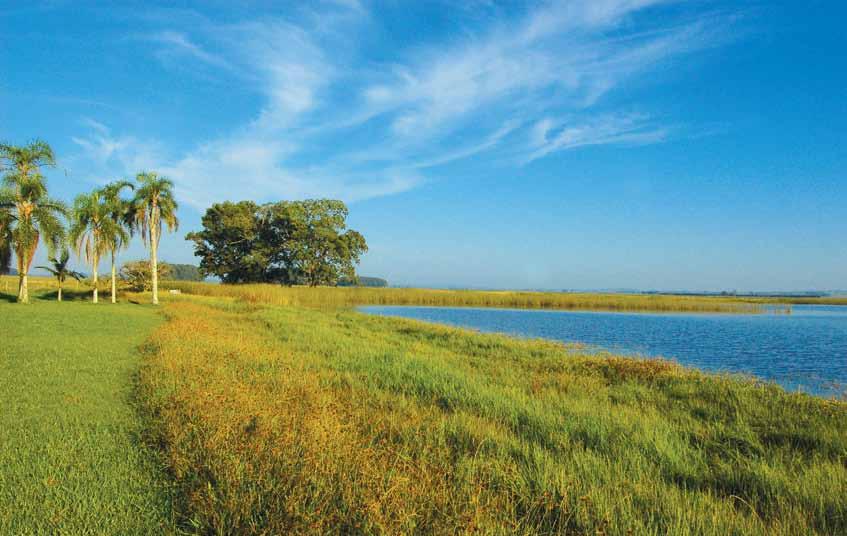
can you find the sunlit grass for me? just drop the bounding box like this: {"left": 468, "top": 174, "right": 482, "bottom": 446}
{"left": 0, "top": 294, "right": 175, "bottom": 534}
{"left": 165, "top": 280, "right": 782, "bottom": 313}
{"left": 140, "top": 295, "right": 847, "bottom": 535}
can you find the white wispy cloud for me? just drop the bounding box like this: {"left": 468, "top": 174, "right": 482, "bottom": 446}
{"left": 70, "top": 124, "right": 164, "bottom": 183}
{"left": 148, "top": 30, "right": 234, "bottom": 71}
{"left": 526, "top": 114, "right": 669, "bottom": 163}
{"left": 74, "top": 1, "right": 737, "bottom": 208}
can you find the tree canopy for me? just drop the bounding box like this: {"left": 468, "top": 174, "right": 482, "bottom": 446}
{"left": 167, "top": 263, "right": 204, "bottom": 281}
{"left": 187, "top": 199, "right": 367, "bottom": 286}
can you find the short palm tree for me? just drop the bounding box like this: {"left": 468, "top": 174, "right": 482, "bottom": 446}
{"left": 69, "top": 190, "right": 115, "bottom": 304}
{"left": 0, "top": 140, "right": 67, "bottom": 303}
{"left": 36, "top": 249, "right": 84, "bottom": 301}
{"left": 130, "top": 172, "right": 178, "bottom": 305}
{"left": 100, "top": 180, "right": 133, "bottom": 303}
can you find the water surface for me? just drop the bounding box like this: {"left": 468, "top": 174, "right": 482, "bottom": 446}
{"left": 360, "top": 305, "right": 847, "bottom": 398}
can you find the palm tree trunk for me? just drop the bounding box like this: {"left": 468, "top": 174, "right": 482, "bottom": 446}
{"left": 58, "top": 284, "right": 63, "bottom": 302}
{"left": 92, "top": 254, "right": 99, "bottom": 304}
{"left": 18, "top": 272, "right": 28, "bottom": 303}
{"left": 151, "top": 209, "right": 159, "bottom": 305}
{"left": 110, "top": 250, "right": 117, "bottom": 304}
{"left": 17, "top": 253, "right": 28, "bottom": 304}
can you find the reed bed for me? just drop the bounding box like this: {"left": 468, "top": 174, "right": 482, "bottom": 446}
{"left": 164, "top": 280, "right": 775, "bottom": 313}
{"left": 139, "top": 296, "right": 847, "bottom": 535}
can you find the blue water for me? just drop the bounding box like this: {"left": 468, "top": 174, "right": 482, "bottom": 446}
{"left": 360, "top": 305, "right": 847, "bottom": 398}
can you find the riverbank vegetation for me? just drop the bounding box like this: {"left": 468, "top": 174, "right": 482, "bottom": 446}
{"left": 138, "top": 294, "right": 846, "bottom": 534}
{"left": 165, "top": 280, "right": 778, "bottom": 313}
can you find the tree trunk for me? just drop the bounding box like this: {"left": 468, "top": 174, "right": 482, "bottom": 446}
{"left": 111, "top": 250, "right": 117, "bottom": 304}
{"left": 151, "top": 210, "right": 159, "bottom": 305}
{"left": 58, "top": 284, "right": 62, "bottom": 302}
{"left": 17, "top": 252, "right": 28, "bottom": 304}
{"left": 18, "top": 272, "right": 28, "bottom": 303}
{"left": 92, "top": 254, "right": 99, "bottom": 304}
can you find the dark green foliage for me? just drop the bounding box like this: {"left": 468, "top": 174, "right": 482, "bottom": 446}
{"left": 167, "top": 263, "right": 204, "bottom": 281}
{"left": 187, "top": 199, "right": 367, "bottom": 286}
{"left": 337, "top": 276, "right": 388, "bottom": 287}
{"left": 0, "top": 209, "right": 12, "bottom": 275}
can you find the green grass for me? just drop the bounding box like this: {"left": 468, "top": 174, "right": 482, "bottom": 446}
{"left": 3, "top": 282, "right": 844, "bottom": 534}
{"left": 0, "top": 295, "right": 175, "bottom": 534}
{"left": 140, "top": 295, "right": 847, "bottom": 535}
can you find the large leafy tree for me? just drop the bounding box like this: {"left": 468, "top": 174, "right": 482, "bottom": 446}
{"left": 70, "top": 189, "right": 115, "bottom": 303}
{"left": 36, "top": 249, "right": 84, "bottom": 302}
{"left": 0, "top": 140, "right": 67, "bottom": 303}
{"left": 188, "top": 199, "right": 367, "bottom": 286}
{"left": 286, "top": 199, "right": 367, "bottom": 287}
{"left": 186, "top": 201, "right": 265, "bottom": 283}
{"left": 130, "top": 172, "right": 178, "bottom": 305}
{"left": 100, "top": 180, "right": 133, "bottom": 303}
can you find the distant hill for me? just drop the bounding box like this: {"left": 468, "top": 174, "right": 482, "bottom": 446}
{"left": 337, "top": 276, "right": 388, "bottom": 288}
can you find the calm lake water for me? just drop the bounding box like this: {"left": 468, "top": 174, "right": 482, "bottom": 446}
{"left": 360, "top": 305, "right": 847, "bottom": 398}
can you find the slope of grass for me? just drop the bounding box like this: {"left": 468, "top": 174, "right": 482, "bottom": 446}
{"left": 0, "top": 296, "right": 175, "bottom": 534}
{"left": 140, "top": 296, "right": 846, "bottom": 535}
{"left": 165, "top": 280, "right": 777, "bottom": 313}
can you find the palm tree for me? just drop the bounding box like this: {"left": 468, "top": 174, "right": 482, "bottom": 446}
{"left": 0, "top": 140, "right": 66, "bottom": 303}
{"left": 130, "top": 172, "right": 178, "bottom": 305}
{"left": 69, "top": 190, "right": 115, "bottom": 304}
{"left": 100, "top": 180, "right": 133, "bottom": 303}
{"left": 37, "top": 249, "right": 84, "bottom": 301}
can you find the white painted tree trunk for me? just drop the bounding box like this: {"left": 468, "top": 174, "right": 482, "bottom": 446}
{"left": 151, "top": 209, "right": 159, "bottom": 305}
{"left": 92, "top": 254, "right": 99, "bottom": 304}
{"left": 18, "top": 272, "right": 28, "bottom": 303}
{"left": 58, "top": 285, "right": 63, "bottom": 302}
{"left": 111, "top": 250, "right": 117, "bottom": 304}
{"left": 17, "top": 249, "right": 28, "bottom": 303}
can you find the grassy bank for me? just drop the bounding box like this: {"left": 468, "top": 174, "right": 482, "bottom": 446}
{"left": 165, "top": 280, "right": 776, "bottom": 313}
{"left": 0, "top": 296, "right": 175, "bottom": 533}
{"left": 140, "top": 295, "right": 846, "bottom": 534}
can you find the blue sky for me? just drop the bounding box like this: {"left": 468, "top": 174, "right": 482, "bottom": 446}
{"left": 1, "top": 0, "right": 844, "bottom": 291}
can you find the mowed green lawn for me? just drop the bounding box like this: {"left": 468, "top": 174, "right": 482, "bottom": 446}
{"left": 0, "top": 296, "right": 175, "bottom": 534}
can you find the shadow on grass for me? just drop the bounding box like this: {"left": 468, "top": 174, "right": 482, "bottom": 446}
{"left": 0, "top": 288, "right": 150, "bottom": 304}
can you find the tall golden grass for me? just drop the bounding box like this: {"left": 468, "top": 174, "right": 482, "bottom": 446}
{"left": 164, "top": 280, "right": 778, "bottom": 313}
{"left": 138, "top": 297, "right": 847, "bottom": 534}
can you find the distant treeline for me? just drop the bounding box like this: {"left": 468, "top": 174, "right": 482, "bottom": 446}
{"left": 337, "top": 276, "right": 388, "bottom": 287}
{"left": 167, "top": 263, "right": 204, "bottom": 281}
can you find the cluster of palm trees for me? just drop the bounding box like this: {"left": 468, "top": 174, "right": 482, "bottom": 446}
{"left": 0, "top": 140, "right": 179, "bottom": 305}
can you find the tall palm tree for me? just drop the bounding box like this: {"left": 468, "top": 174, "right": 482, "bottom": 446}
{"left": 100, "top": 180, "right": 133, "bottom": 303}
{"left": 0, "top": 140, "right": 66, "bottom": 303}
{"left": 37, "top": 249, "right": 84, "bottom": 302}
{"left": 69, "top": 190, "right": 115, "bottom": 304}
{"left": 131, "top": 172, "right": 178, "bottom": 305}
